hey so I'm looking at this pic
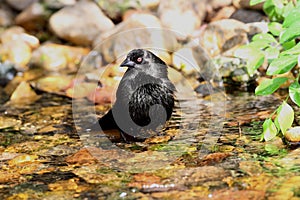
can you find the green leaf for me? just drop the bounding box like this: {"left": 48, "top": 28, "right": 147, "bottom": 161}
{"left": 282, "top": 39, "right": 296, "bottom": 50}
{"left": 268, "top": 22, "right": 283, "bottom": 36}
{"left": 262, "top": 119, "right": 278, "bottom": 141}
{"left": 264, "top": 46, "right": 280, "bottom": 61}
{"left": 272, "top": 0, "right": 284, "bottom": 8}
{"left": 250, "top": 0, "right": 266, "bottom": 6}
{"left": 283, "top": 6, "right": 300, "bottom": 28}
{"left": 234, "top": 46, "right": 265, "bottom": 75}
{"left": 280, "top": 21, "right": 300, "bottom": 44}
{"left": 283, "top": 1, "right": 296, "bottom": 18}
{"left": 281, "top": 42, "right": 300, "bottom": 55}
{"left": 255, "top": 77, "right": 288, "bottom": 95}
{"left": 252, "top": 33, "right": 278, "bottom": 43}
{"left": 266, "top": 55, "right": 298, "bottom": 75}
{"left": 289, "top": 81, "right": 300, "bottom": 107}
{"left": 248, "top": 40, "right": 270, "bottom": 49}
{"left": 275, "top": 101, "right": 294, "bottom": 134}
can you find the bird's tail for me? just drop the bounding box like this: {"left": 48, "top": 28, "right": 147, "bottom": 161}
{"left": 90, "top": 110, "right": 118, "bottom": 131}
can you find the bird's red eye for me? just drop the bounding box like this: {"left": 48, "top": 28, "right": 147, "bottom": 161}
{"left": 136, "top": 57, "right": 143, "bottom": 63}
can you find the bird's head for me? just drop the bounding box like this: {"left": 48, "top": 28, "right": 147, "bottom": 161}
{"left": 120, "top": 49, "right": 167, "bottom": 74}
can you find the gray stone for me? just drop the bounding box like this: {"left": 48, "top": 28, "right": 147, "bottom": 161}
{"left": 49, "top": 0, "right": 114, "bottom": 46}
{"left": 0, "top": 3, "right": 14, "bottom": 27}
{"left": 230, "top": 9, "right": 265, "bottom": 23}
{"left": 5, "top": 0, "right": 38, "bottom": 11}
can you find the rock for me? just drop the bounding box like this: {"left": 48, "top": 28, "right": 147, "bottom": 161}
{"left": 170, "top": 166, "right": 228, "bottom": 186}
{"left": 209, "top": 0, "right": 233, "bottom": 10}
{"left": 211, "top": 189, "right": 265, "bottom": 200}
{"left": 233, "top": 0, "right": 263, "bottom": 10}
{"left": 15, "top": 2, "right": 49, "bottom": 31}
{"left": 285, "top": 127, "right": 300, "bottom": 142}
{"left": 0, "top": 62, "right": 17, "bottom": 87}
{"left": 10, "top": 81, "right": 40, "bottom": 103}
{"left": 0, "top": 116, "right": 21, "bottom": 130}
{"left": 94, "top": 13, "right": 178, "bottom": 64}
{"left": 214, "top": 56, "right": 247, "bottom": 78}
{"left": 200, "top": 19, "right": 249, "bottom": 57}
{"left": 0, "top": 26, "right": 39, "bottom": 68}
{"left": 247, "top": 22, "right": 269, "bottom": 35}
{"left": 5, "top": 0, "right": 38, "bottom": 11}
{"left": 0, "top": 3, "right": 14, "bottom": 27}
{"left": 210, "top": 6, "right": 236, "bottom": 22}
{"left": 32, "top": 75, "right": 73, "bottom": 95}
{"left": 65, "top": 148, "right": 97, "bottom": 165}
{"left": 30, "top": 43, "right": 90, "bottom": 71}
{"left": 172, "top": 46, "right": 213, "bottom": 79}
{"left": 87, "top": 86, "right": 115, "bottom": 104}
{"left": 96, "top": 0, "right": 139, "bottom": 22}
{"left": 230, "top": 9, "right": 265, "bottom": 23}
{"left": 49, "top": 0, "right": 114, "bottom": 46}
{"left": 138, "top": 0, "right": 160, "bottom": 10}
{"left": 65, "top": 82, "right": 97, "bottom": 99}
{"left": 158, "top": 0, "right": 206, "bottom": 40}
{"left": 1, "top": 41, "right": 31, "bottom": 68}
{"left": 43, "top": 0, "right": 76, "bottom": 9}
{"left": 231, "top": 67, "right": 250, "bottom": 82}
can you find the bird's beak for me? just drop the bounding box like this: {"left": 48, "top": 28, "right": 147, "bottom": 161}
{"left": 120, "top": 58, "right": 135, "bottom": 68}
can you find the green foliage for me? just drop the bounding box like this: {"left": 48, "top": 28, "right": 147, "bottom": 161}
{"left": 255, "top": 77, "right": 288, "bottom": 95}
{"left": 238, "top": 0, "right": 300, "bottom": 141}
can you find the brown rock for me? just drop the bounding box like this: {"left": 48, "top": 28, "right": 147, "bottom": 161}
{"left": 10, "top": 81, "right": 40, "bottom": 103}
{"left": 94, "top": 13, "right": 178, "bottom": 65}
{"left": 209, "top": 0, "right": 233, "bottom": 10}
{"left": 0, "top": 3, "right": 14, "bottom": 27}
{"left": 65, "top": 148, "right": 97, "bottom": 165}
{"left": 285, "top": 127, "right": 300, "bottom": 142}
{"left": 49, "top": 0, "right": 114, "bottom": 46}
{"left": 158, "top": 0, "right": 206, "bottom": 40}
{"left": 66, "top": 82, "right": 97, "bottom": 99}
{"left": 0, "top": 26, "right": 39, "bottom": 67}
{"left": 15, "top": 2, "right": 49, "bottom": 31}
{"left": 210, "top": 6, "right": 236, "bottom": 22}
{"left": 211, "top": 189, "right": 265, "bottom": 200}
{"left": 30, "top": 43, "right": 89, "bottom": 71}
{"left": 200, "top": 19, "right": 249, "bottom": 57}
{"left": 233, "top": 0, "right": 263, "bottom": 10}
{"left": 87, "top": 86, "right": 115, "bottom": 104}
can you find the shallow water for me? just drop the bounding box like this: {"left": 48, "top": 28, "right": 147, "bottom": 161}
{"left": 1, "top": 84, "right": 300, "bottom": 199}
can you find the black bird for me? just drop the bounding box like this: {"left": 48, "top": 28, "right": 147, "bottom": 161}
{"left": 95, "top": 49, "right": 175, "bottom": 142}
